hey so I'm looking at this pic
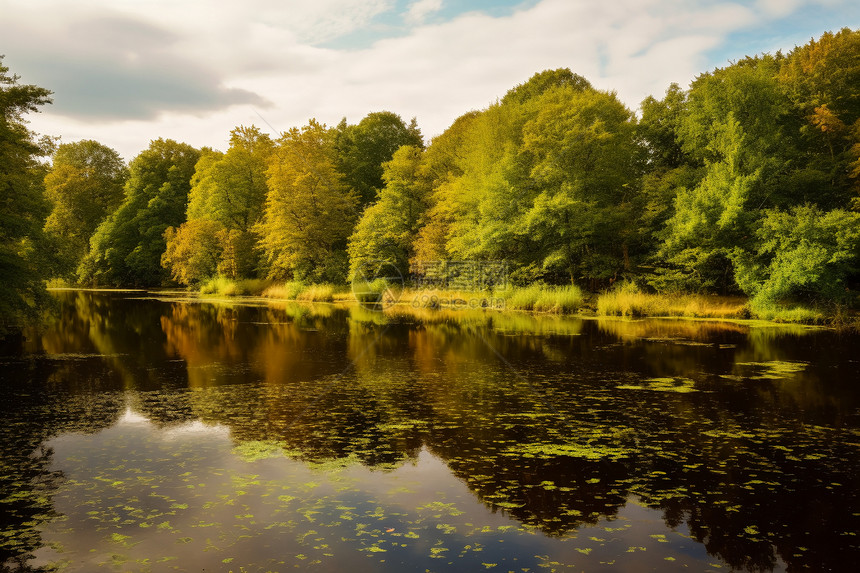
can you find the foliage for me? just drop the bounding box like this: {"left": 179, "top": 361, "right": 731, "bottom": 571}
{"left": 657, "top": 115, "right": 758, "bottom": 293}
{"left": 161, "top": 219, "right": 224, "bottom": 286}
{"left": 0, "top": 56, "right": 52, "bottom": 333}
{"left": 7, "top": 29, "right": 860, "bottom": 318}
{"left": 162, "top": 126, "right": 272, "bottom": 285}
{"left": 43, "top": 140, "right": 127, "bottom": 279}
{"left": 186, "top": 126, "right": 273, "bottom": 231}
{"left": 733, "top": 205, "right": 860, "bottom": 307}
{"left": 334, "top": 111, "right": 424, "bottom": 205}
{"left": 348, "top": 145, "right": 429, "bottom": 279}
{"left": 79, "top": 139, "right": 200, "bottom": 286}
{"left": 257, "top": 120, "right": 358, "bottom": 283}
{"left": 516, "top": 83, "right": 640, "bottom": 283}
{"left": 411, "top": 111, "right": 483, "bottom": 266}
{"left": 411, "top": 70, "right": 641, "bottom": 287}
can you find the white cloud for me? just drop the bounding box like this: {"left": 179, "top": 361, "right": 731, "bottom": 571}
{"left": 756, "top": 0, "right": 804, "bottom": 18}
{"left": 404, "top": 0, "right": 443, "bottom": 25}
{"left": 8, "top": 0, "right": 853, "bottom": 160}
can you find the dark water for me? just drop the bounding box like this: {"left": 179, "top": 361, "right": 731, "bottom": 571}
{"left": 1, "top": 291, "right": 859, "bottom": 572}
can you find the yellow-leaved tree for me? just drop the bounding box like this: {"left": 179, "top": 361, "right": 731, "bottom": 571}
{"left": 257, "top": 120, "right": 358, "bottom": 283}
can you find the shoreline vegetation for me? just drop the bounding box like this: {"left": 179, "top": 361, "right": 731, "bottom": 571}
{"left": 50, "top": 277, "right": 852, "bottom": 327}
{"left": 5, "top": 29, "right": 860, "bottom": 337}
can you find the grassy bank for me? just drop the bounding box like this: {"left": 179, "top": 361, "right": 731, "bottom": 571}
{"left": 195, "top": 276, "right": 855, "bottom": 326}
{"left": 595, "top": 283, "right": 747, "bottom": 320}
{"left": 593, "top": 282, "right": 854, "bottom": 325}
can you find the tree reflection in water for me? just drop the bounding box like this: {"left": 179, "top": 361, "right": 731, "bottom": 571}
{"left": 0, "top": 291, "right": 857, "bottom": 571}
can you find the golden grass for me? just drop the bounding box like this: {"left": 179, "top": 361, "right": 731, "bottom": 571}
{"left": 200, "top": 277, "right": 270, "bottom": 296}
{"left": 295, "top": 284, "right": 336, "bottom": 303}
{"left": 261, "top": 281, "right": 305, "bottom": 300}
{"left": 597, "top": 285, "right": 747, "bottom": 319}
{"left": 497, "top": 284, "right": 584, "bottom": 314}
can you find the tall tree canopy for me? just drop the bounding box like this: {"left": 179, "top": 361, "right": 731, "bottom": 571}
{"left": 4, "top": 28, "right": 859, "bottom": 317}
{"left": 348, "top": 145, "right": 430, "bottom": 279}
{"left": 163, "top": 126, "right": 273, "bottom": 285}
{"left": 335, "top": 111, "right": 424, "bottom": 205}
{"left": 409, "top": 69, "right": 641, "bottom": 286}
{"left": 43, "top": 140, "right": 127, "bottom": 278}
{"left": 0, "top": 56, "right": 52, "bottom": 332}
{"left": 257, "top": 120, "right": 358, "bottom": 283}
{"left": 79, "top": 139, "right": 200, "bottom": 286}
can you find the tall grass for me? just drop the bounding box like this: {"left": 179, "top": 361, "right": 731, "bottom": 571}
{"left": 750, "top": 301, "right": 825, "bottom": 324}
{"left": 405, "top": 288, "right": 501, "bottom": 309}
{"left": 295, "top": 284, "right": 336, "bottom": 302}
{"left": 597, "top": 282, "right": 747, "bottom": 318}
{"left": 504, "top": 284, "right": 583, "bottom": 314}
{"left": 261, "top": 281, "right": 338, "bottom": 302}
{"left": 504, "top": 284, "right": 543, "bottom": 311}
{"left": 596, "top": 283, "right": 652, "bottom": 317}
{"left": 533, "top": 285, "right": 584, "bottom": 314}
{"left": 262, "top": 281, "right": 306, "bottom": 300}
{"left": 199, "top": 277, "right": 269, "bottom": 297}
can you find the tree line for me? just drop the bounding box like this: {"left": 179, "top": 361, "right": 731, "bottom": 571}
{"left": 2, "top": 28, "right": 860, "bottom": 331}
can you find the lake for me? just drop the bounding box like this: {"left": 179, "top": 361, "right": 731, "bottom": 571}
{"left": 1, "top": 290, "right": 859, "bottom": 572}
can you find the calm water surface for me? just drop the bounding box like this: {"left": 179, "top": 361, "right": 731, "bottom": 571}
{"left": 1, "top": 291, "right": 859, "bottom": 572}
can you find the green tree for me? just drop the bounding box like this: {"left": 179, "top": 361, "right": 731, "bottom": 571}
{"left": 257, "top": 120, "right": 358, "bottom": 282}
{"left": 658, "top": 115, "right": 760, "bottom": 292}
{"left": 515, "top": 84, "right": 640, "bottom": 284}
{"left": 348, "top": 145, "right": 429, "bottom": 278}
{"left": 501, "top": 68, "right": 592, "bottom": 106}
{"left": 79, "top": 139, "right": 200, "bottom": 286}
{"left": 638, "top": 83, "right": 688, "bottom": 170}
{"left": 163, "top": 125, "right": 274, "bottom": 284}
{"left": 733, "top": 205, "right": 860, "bottom": 307}
{"left": 651, "top": 55, "right": 797, "bottom": 293}
{"left": 411, "top": 111, "right": 483, "bottom": 265}
{"left": 43, "top": 140, "right": 127, "bottom": 279}
{"left": 161, "top": 219, "right": 224, "bottom": 286}
{"left": 0, "top": 56, "right": 52, "bottom": 333}
{"left": 426, "top": 71, "right": 640, "bottom": 286}
{"left": 335, "top": 111, "right": 424, "bottom": 205}
{"left": 186, "top": 125, "right": 273, "bottom": 229}
{"left": 780, "top": 28, "right": 860, "bottom": 209}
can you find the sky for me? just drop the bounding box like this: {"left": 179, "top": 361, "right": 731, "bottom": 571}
{"left": 2, "top": 0, "right": 858, "bottom": 160}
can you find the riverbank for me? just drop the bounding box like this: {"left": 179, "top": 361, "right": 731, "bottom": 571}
{"left": 189, "top": 277, "right": 859, "bottom": 328}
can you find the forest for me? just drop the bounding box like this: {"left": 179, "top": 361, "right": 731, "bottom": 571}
{"left": 1, "top": 28, "right": 859, "bottom": 333}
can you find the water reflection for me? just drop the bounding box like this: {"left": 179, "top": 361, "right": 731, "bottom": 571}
{"left": 1, "top": 291, "right": 858, "bottom": 571}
